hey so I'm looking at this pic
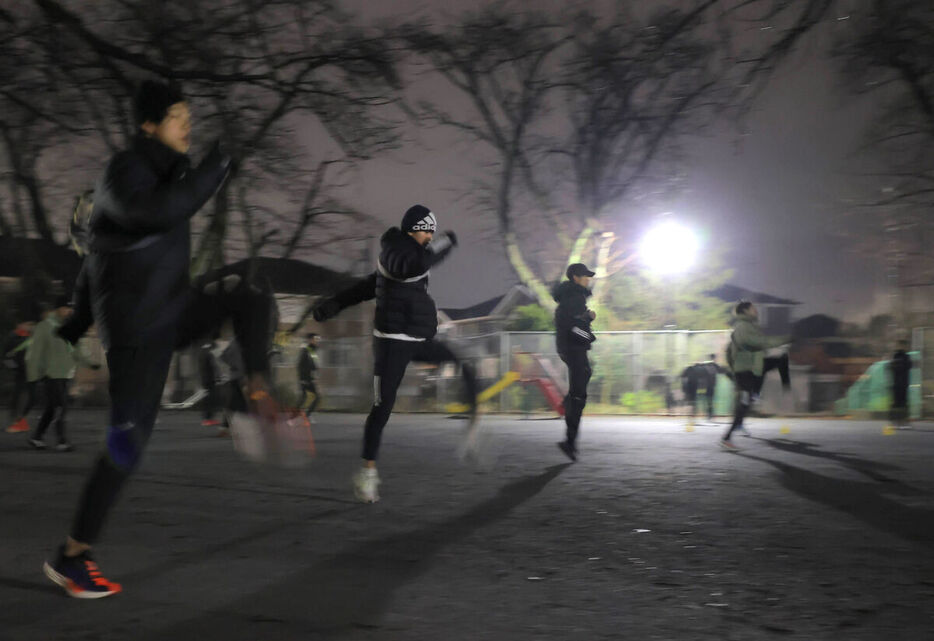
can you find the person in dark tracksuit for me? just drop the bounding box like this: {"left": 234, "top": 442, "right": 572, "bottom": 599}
{"left": 553, "top": 263, "right": 597, "bottom": 461}
{"left": 216, "top": 339, "right": 247, "bottom": 437}
{"left": 313, "top": 205, "right": 478, "bottom": 503}
{"left": 680, "top": 363, "right": 703, "bottom": 421}
{"left": 198, "top": 340, "right": 221, "bottom": 427}
{"left": 889, "top": 340, "right": 912, "bottom": 429}
{"left": 42, "top": 80, "right": 278, "bottom": 599}
{"left": 698, "top": 354, "right": 729, "bottom": 421}
{"left": 3, "top": 321, "right": 35, "bottom": 433}
{"left": 297, "top": 333, "right": 320, "bottom": 420}
{"left": 721, "top": 302, "right": 790, "bottom": 450}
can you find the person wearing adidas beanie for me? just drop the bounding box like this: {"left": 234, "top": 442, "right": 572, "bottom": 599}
{"left": 312, "top": 204, "right": 478, "bottom": 503}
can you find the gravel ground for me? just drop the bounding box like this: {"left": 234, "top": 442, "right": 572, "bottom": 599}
{"left": 2, "top": 410, "right": 933, "bottom": 640}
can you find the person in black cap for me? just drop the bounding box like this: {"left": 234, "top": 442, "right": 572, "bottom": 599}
{"left": 42, "top": 79, "right": 280, "bottom": 599}
{"left": 553, "top": 263, "right": 597, "bottom": 461}
{"left": 312, "top": 204, "right": 478, "bottom": 503}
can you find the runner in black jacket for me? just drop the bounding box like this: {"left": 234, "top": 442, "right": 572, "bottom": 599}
{"left": 313, "top": 205, "right": 478, "bottom": 503}
{"left": 889, "top": 340, "right": 912, "bottom": 428}
{"left": 553, "top": 263, "right": 597, "bottom": 461}
{"left": 42, "top": 80, "right": 278, "bottom": 599}
{"left": 297, "top": 333, "right": 320, "bottom": 418}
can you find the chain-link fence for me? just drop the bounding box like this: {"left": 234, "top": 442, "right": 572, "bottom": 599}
{"left": 491, "top": 331, "right": 732, "bottom": 413}
{"left": 913, "top": 327, "right": 933, "bottom": 417}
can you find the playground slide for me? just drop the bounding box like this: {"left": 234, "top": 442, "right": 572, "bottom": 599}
{"left": 445, "top": 371, "right": 521, "bottom": 413}
{"left": 532, "top": 378, "right": 566, "bottom": 416}
{"left": 445, "top": 368, "right": 567, "bottom": 416}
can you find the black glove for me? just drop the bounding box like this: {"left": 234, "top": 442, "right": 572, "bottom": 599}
{"left": 570, "top": 326, "right": 596, "bottom": 345}
{"left": 201, "top": 139, "right": 235, "bottom": 174}
{"left": 312, "top": 299, "right": 341, "bottom": 322}
{"left": 428, "top": 230, "right": 458, "bottom": 257}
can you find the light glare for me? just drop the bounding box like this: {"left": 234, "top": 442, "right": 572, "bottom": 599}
{"left": 640, "top": 221, "right": 698, "bottom": 275}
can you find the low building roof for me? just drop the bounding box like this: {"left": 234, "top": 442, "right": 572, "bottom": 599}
{"left": 708, "top": 284, "right": 800, "bottom": 306}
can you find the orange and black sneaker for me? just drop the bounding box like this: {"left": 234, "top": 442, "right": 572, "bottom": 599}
{"left": 6, "top": 418, "right": 29, "bottom": 433}
{"left": 43, "top": 546, "right": 122, "bottom": 599}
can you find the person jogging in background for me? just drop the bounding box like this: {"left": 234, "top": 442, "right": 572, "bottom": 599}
{"left": 721, "top": 301, "right": 790, "bottom": 451}
{"left": 297, "top": 333, "right": 321, "bottom": 422}
{"left": 553, "top": 263, "right": 597, "bottom": 462}
{"left": 698, "top": 353, "right": 730, "bottom": 422}
{"left": 217, "top": 339, "right": 248, "bottom": 437}
{"left": 42, "top": 79, "right": 279, "bottom": 599}
{"left": 312, "top": 204, "right": 478, "bottom": 503}
{"left": 25, "top": 296, "right": 99, "bottom": 452}
{"left": 889, "top": 339, "right": 912, "bottom": 429}
{"left": 4, "top": 320, "right": 36, "bottom": 433}
{"left": 680, "top": 363, "right": 702, "bottom": 423}
{"left": 198, "top": 339, "right": 221, "bottom": 427}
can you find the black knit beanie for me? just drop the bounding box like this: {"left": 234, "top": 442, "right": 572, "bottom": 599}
{"left": 401, "top": 205, "right": 436, "bottom": 233}
{"left": 134, "top": 80, "right": 185, "bottom": 128}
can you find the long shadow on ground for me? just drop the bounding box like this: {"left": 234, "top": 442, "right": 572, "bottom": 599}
{"left": 141, "top": 463, "right": 572, "bottom": 640}
{"left": 752, "top": 437, "right": 917, "bottom": 487}
{"left": 740, "top": 453, "right": 934, "bottom": 548}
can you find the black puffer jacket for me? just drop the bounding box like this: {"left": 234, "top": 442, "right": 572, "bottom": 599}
{"left": 553, "top": 280, "right": 596, "bottom": 353}
{"left": 322, "top": 227, "right": 454, "bottom": 339}
{"left": 83, "top": 135, "right": 228, "bottom": 348}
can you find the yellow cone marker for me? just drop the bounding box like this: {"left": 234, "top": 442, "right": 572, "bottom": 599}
{"left": 685, "top": 420, "right": 694, "bottom": 432}
{"left": 882, "top": 425, "right": 896, "bottom": 436}
{"left": 779, "top": 424, "right": 791, "bottom": 435}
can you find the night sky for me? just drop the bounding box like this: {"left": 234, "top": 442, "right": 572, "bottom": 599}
{"left": 333, "top": 1, "right": 889, "bottom": 321}
{"left": 10, "top": 1, "right": 895, "bottom": 323}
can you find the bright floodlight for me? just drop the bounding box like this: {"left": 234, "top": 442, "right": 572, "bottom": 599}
{"left": 640, "top": 221, "right": 698, "bottom": 275}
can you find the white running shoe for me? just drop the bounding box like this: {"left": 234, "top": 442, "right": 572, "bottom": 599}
{"left": 353, "top": 467, "right": 380, "bottom": 503}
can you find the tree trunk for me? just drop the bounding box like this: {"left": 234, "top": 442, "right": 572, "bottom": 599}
{"left": 191, "top": 182, "right": 229, "bottom": 276}
{"left": 0, "top": 194, "right": 13, "bottom": 235}
{"left": 590, "top": 231, "right": 616, "bottom": 303}
{"left": 505, "top": 231, "right": 554, "bottom": 311}
{"left": 20, "top": 171, "right": 55, "bottom": 243}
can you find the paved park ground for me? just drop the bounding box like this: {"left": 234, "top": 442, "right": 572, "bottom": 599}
{"left": 1, "top": 410, "right": 933, "bottom": 640}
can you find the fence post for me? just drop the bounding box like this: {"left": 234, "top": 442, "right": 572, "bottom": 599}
{"left": 500, "top": 332, "right": 511, "bottom": 413}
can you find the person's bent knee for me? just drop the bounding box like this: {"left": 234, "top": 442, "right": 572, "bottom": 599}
{"left": 105, "top": 422, "right": 147, "bottom": 472}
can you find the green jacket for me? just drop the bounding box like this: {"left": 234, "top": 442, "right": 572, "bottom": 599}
{"left": 727, "top": 316, "right": 790, "bottom": 376}
{"left": 25, "top": 316, "right": 89, "bottom": 381}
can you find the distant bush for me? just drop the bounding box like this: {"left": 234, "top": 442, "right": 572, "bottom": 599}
{"left": 619, "top": 390, "right": 665, "bottom": 414}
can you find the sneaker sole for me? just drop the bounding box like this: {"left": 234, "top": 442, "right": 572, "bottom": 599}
{"left": 556, "top": 442, "right": 577, "bottom": 462}
{"left": 353, "top": 488, "right": 379, "bottom": 503}
{"left": 42, "top": 561, "right": 120, "bottom": 599}
{"left": 719, "top": 441, "right": 740, "bottom": 452}
{"left": 353, "top": 476, "right": 380, "bottom": 504}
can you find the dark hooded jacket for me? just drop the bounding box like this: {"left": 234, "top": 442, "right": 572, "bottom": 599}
{"left": 298, "top": 345, "right": 318, "bottom": 384}
{"left": 323, "top": 226, "right": 454, "bottom": 339}
{"left": 553, "top": 280, "right": 596, "bottom": 354}
{"left": 82, "top": 135, "right": 228, "bottom": 348}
